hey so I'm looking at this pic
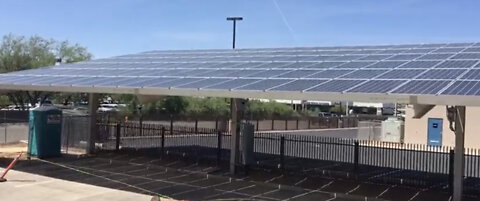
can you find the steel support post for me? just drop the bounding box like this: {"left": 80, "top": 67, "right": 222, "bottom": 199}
{"left": 453, "top": 106, "right": 466, "bottom": 201}
{"left": 87, "top": 93, "right": 99, "bottom": 154}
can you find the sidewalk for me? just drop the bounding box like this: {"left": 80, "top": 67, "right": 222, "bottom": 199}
{"left": 0, "top": 169, "right": 152, "bottom": 201}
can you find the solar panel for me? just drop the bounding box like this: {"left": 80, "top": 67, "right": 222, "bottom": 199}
{"left": 460, "top": 69, "right": 480, "bottom": 80}
{"left": 366, "top": 61, "right": 406, "bottom": 69}
{"left": 348, "top": 80, "right": 405, "bottom": 93}
{"left": 269, "top": 79, "right": 327, "bottom": 91}
{"left": 420, "top": 43, "right": 447, "bottom": 48}
{"left": 451, "top": 53, "right": 480, "bottom": 60}
{"left": 7, "top": 76, "right": 47, "bottom": 85}
{"left": 329, "top": 55, "right": 365, "bottom": 61}
{"left": 397, "top": 60, "right": 442, "bottom": 69}
{"left": 235, "top": 79, "right": 293, "bottom": 90}
{"left": 340, "top": 69, "right": 388, "bottom": 79}
{"left": 377, "top": 69, "right": 427, "bottom": 79}
{"left": 306, "top": 70, "right": 353, "bottom": 78}
{"left": 144, "top": 78, "right": 203, "bottom": 88}
{"left": 4, "top": 42, "right": 480, "bottom": 102}
{"left": 49, "top": 77, "right": 94, "bottom": 86}
{"left": 310, "top": 55, "right": 340, "bottom": 61}
{"left": 205, "top": 79, "right": 261, "bottom": 90}
{"left": 336, "top": 61, "right": 375, "bottom": 69}
{"left": 304, "top": 62, "right": 346, "bottom": 68}
{"left": 276, "top": 70, "right": 322, "bottom": 78}
{"left": 158, "top": 69, "right": 197, "bottom": 76}
{"left": 402, "top": 48, "right": 435, "bottom": 54}
{"left": 358, "top": 54, "right": 393, "bottom": 61}
{"left": 386, "top": 54, "right": 423, "bottom": 61}
{"left": 306, "top": 80, "right": 365, "bottom": 92}
{"left": 391, "top": 80, "right": 451, "bottom": 94}
{"left": 119, "top": 77, "right": 178, "bottom": 87}
{"left": 433, "top": 48, "right": 465, "bottom": 53}
{"left": 174, "top": 78, "right": 232, "bottom": 89}
{"left": 417, "top": 53, "right": 454, "bottom": 60}
{"left": 244, "top": 70, "right": 292, "bottom": 78}
{"left": 434, "top": 60, "right": 478, "bottom": 68}
{"left": 445, "top": 43, "right": 473, "bottom": 47}
{"left": 377, "top": 49, "right": 407, "bottom": 54}
{"left": 96, "top": 77, "right": 143, "bottom": 87}
{"left": 441, "top": 81, "right": 480, "bottom": 95}
{"left": 222, "top": 70, "right": 266, "bottom": 77}
{"left": 254, "top": 62, "right": 294, "bottom": 69}
{"left": 70, "top": 77, "right": 114, "bottom": 86}
{"left": 463, "top": 47, "right": 480, "bottom": 53}
{"left": 28, "top": 76, "right": 76, "bottom": 85}
{"left": 416, "top": 69, "right": 466, "bottom": 79}
{"left": 194, "top": 69, "right": 241, "bottom": 77}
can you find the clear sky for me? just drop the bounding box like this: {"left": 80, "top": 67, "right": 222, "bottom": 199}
{"left": 2, "top": 0, "right": 480, "bottom": 58}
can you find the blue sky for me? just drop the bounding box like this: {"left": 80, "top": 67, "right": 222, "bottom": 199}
{"left": 1, "top": 0, "right": 480, "bottom": 58}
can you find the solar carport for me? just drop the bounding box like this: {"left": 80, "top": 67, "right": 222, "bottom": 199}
{"left": 2, "top": 42, "right": 480, "bottom": 201}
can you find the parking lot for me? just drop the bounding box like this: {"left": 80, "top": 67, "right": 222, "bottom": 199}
{"left": 1, "top": 151, "right": 471, "bottom": 201}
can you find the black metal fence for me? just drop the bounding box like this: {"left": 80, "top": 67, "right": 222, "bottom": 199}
{"left": 61, "top": 115, "right": 89, "bottom": 154}
{"left": 95, "top": 121, "right": 480, "bottom": 197}
{"left": 97, "top": 122, "right": 231, "bottom": 162}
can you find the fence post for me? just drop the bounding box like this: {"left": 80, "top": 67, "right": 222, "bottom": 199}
{"left": 296, "top": 118, "right": 299, "bottom": 130}
{"left": 271, "top": 119, "right": 275, "bottom": 130}
{"left": 215, "top": 119, "right": 219, "bottom": 130}
{"left": 170, "top": 117, "right": 173, "bottom": 135}
{"left": 280, "top": 136, "right": 285, "bottom": 172}
{"left": 161, "top": 127, "right": 165, "bottom": 155}
{"left": 285, "top": 120, "right": 288, "bottom": 130}
{"left": 308, "top": 118, "right": 311, "bottom": 129}
{"left": 115, "top": 123, "right": 121, "bottom": 151}
{"left": 217, "top": 131, "right": 222, "bottom": 164}
{"left": 449, "top": 149, "right": 454, "bottom": 195}
{"left": 256, "top": 119, "right": 259, "bottom": 131}
{"left": 195, "top": 119, "right": 198, "bottom": 134}
{"left": 354, "top": 141, "right": 359, "bottom": 178}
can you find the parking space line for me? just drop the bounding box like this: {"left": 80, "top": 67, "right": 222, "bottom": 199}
{"left": 251, "top": 188, "right": 282, "bottom": 200}
{"left": 376, "top": 185, "right": 395, "bottom": 198}
{"left": 324, "top": 193, "right": 336, "bottom": 201}
{"left": 294, "top": 177, "right": 308, "bottom": 186}
{"left": 204, "top": 184, "right": 256, "bottom": 199}
{"left": 368, "top": 169, "right": 402, "bottom": 180}
{"left": 408, "top": 191, "right": 421, "bottom": 201}
{"left": 284, "top": 189, "right": 321, "bottom": 201}
{"left": 266, "top": 174, "right": 284, "bottom": 183}
{"left": 346, "top": 184, "right": 361, "bottom": 194}
{"left": 319, "top": 181, "right": 334, "bottom": 190}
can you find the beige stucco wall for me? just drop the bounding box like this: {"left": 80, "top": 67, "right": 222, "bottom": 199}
{"left": 404, "top": 105, "right": 480, "bottom": 149}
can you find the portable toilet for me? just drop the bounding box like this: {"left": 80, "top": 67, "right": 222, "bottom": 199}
{"left": 28, "top": 105, "right": 63, "bottom": 158}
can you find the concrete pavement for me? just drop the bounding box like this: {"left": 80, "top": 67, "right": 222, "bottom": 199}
{"left": 0, "top": 168, "right": 152, "bottom": 201}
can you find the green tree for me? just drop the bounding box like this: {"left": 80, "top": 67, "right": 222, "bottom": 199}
{"left": 161, "top": 96, "right": 188, "bottom": 116}
{"left": 246, "top": 100, "right": 294, "bottom": 119}
{"left": 0, "top": 34, "right": 92, "bottom": 109}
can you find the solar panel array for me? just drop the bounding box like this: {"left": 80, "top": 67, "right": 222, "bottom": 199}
{"left": 2, "top": 42, "right": 480, "bottom": 97}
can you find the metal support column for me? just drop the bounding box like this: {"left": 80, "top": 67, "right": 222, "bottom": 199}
{"left": 453, "top": 106, "right": 466, "bottom": 201}
{"left": 230, "top": 98, "right": 244, "bottom": 174}
{"left": 87, "top": 93, "right": 99, "bottom": 154}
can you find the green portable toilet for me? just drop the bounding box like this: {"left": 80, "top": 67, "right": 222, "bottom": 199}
{"left": 28, "top": 105, "right": 63, "bottom": 158}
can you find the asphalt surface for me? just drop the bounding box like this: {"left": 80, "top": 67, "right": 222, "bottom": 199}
{"left": 3, "top": 152, "right": 470, "bottom": 201}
